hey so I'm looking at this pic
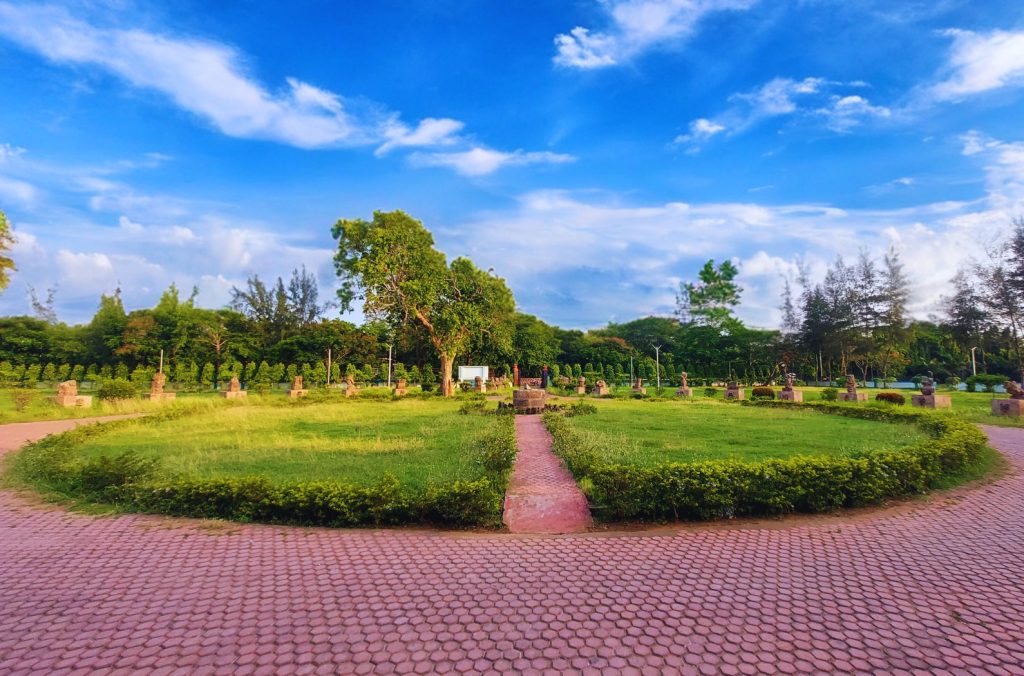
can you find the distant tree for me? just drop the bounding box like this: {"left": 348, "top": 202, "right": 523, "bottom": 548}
{"left": 42, "top": 363, "right": 56, "bottom": 382}
{"left": 28, "top": 285, "right": 58, "bottom": 324}
{"left": 409, "top": 365, "right": 421, "bottom": 384}
{"left": 572, "top": 364, "right": 582, "bottom": 378}
{"left": 333, "top": 210, "right": 515, "bottom": 396}
{"left": 942, "top": 269, "right": 987, "bottom": 350}
{"left": 270, "top": 363, "right": 286, "bottom": 384}
{"left": 421, "top": 363, "right": 436, "bottom": 392}
{"left": 677, "top": 259, "right": 742, "bottom": 329}
{"left": 0, "top": 210, "right": 15, "bottom": 292}
{"left": 200, "top": 362, "right": 214, "bottom": 387}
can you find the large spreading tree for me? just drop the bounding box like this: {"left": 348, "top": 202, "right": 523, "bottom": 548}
{"left": 332, "top": 210, "right": 515, "bottom": 396}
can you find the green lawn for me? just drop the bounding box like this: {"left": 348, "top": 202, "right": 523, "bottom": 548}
{"left": 562, "top": 399, "right": 929, "bottom": 465}
{"left": 72, "top": 399, "right": 495, "bottom": 490}
{"left": 0, "top": 387, "right": 234, "bottom": 424}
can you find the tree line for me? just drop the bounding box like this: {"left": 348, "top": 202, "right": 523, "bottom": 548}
{"left": 0, "top": 208, "right": 1021, "bottom": 391}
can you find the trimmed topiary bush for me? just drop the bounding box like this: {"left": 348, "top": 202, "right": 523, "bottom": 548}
{"left": 96, "top": 379, "right": 137, "bottom": 401}
{"left": 751, "top": 386, "right": 775, "bottom": 400}
{"left": 543, "top": 401, "right": 986, "bottom": 523}
{"left": 820, "top": 387, "right": 839, "bottom": 401}
{"left": 876, "top": 392, "right": 906, "bottom": 406}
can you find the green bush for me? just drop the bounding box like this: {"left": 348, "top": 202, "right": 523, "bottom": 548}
{"left": 544, "top": 401, "right": 986, "bottom": 522}
{"left": 704, "top": 387, "right": 718, "bottom": 398}
{"left": 751, "top": 386, "right": 775, "bottom": 400}
{"left": 875, "top": 392, "right": 906, "bottom": 406}
{"left": 820, "top": 387, "right": 839, "bottom": 401}
{"left": 96, "top": 379, "right": 137, "bottom": 401}
{"left": 564, "top": 401, "right": 598, "bottom": 417}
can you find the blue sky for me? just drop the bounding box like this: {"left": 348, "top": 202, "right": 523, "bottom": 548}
{"left": 0, "top": 0, "right": 1023, "bottom": 329}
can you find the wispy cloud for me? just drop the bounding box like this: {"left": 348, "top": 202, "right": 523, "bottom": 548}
{"left": 554, "top": 0, "right": 757, "bottom": 69}
{"left": 675, "top": 77, "right": 891, "bottom": 151}
{"left": 409, "top": 147, "right": 576, "bottom": 177}
{"left": 375, "top": 118, "right": 465, "bottom": 156}
{"left": 930, "top": 28, "right": 1024, "bottom": 101}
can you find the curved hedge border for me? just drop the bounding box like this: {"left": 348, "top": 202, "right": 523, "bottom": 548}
{"left": 9, "top": 407, "right": 516, "bottom": 528}
{"left": 543, "top": 400, "right": 988, "bottom": 522}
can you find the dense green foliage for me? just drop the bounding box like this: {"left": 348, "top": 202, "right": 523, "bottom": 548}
{"left": 0, "top": 209, "right": 15, "bottom": 292}
{"left": 544, "top": 402, "right": 988, "bottom": 522}
{"left": 876, "top": 392, "right": 906, "bottom": 406}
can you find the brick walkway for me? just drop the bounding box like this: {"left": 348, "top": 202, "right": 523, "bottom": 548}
{"left": 503, "top": 415, "right": 593, "bottom": 534}
{"left": 1, "top": 418, "right": 1023, "bottom": 673}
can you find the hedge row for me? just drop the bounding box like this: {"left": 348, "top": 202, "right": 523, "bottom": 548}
{"left": 12, "top": 410, "right": 517, "bottom": 528}
{"left": 543, "top": 401, "right": 987, "bottom": 522}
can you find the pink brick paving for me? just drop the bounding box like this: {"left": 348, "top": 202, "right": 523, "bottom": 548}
{"left": 0, "top": 418, "right": 1022, "bottom": 673}
{"left": 503, "top": 415, "right": 593, "bottom": 534}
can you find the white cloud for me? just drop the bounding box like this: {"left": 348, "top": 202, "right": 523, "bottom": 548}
{"left": 817, "top": 95, "right": 891, "bottom": 132}
{"left": 0, "top": 3, "right": 466, "bottom": 154}
{"left": 409, "top": 147, "right": 576, "bottom": 177}
{"left": 673, "top": 118, "right": 726, "bottom": 149}
{"left": 931, "top": 29, "right": 1024, "bottom": 101}
{"left": 677, "top": 77, "right": 892, "bottom": 150}
{"left": 375, "top": 117, "right": 465, "bottom": 156}
{"left": 0, "top": 144, "right": 26, "bottom": 161}
{"left": 554, "top": 0, "right": 757, "bottom": 69}
{"left": 0, "top": 175, "right": 38, "bottom": 205}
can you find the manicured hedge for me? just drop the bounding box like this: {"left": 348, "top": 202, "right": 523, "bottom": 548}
{"left": 876, "top": 392, "right": 906, "bottom": 406}
{"left": 12, "top": 409, "right": 517, "bottom": 528}
{"left": 544, "top": 401, "right": 987, "bottom": 522}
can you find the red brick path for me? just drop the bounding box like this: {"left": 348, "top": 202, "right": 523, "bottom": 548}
{"left": 503, "top": 415, "right": 593, "bottom": 534}
{"left": 1, "top": 418, "right": 1023, "bottom": 673}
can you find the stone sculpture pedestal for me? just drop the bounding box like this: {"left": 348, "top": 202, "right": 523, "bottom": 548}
{"left": 221, "top": 390, "right": 247, "bottom": 399}
{"left": 724, "top": 387, "right": 744, "bottom": 400}
{"left": 838, "top": 392, "right": 867, "bottom": 402}
{"left": 912, "top": 394, "right": 951, "bottom": 409}
{"left": 53, "top": 394, "right": 93, "bottom": 407}
{"left": 992, "top": 399, "right": 1024, "bottom": 418}
{"left": 287, "top": 388, "right": 307, "bottom": 399}
{"left": 144, "top": 392, "right": 176, "bottom": 402}
{"left": 778, "top": 390, "right": 803, "bottom": 402}
{"left": 513, "top": 389, "right": 547, "bottom": 414}
{"left": 393, "top": 379, "right": 408, "bottom": 396}
{"left": 675, "top": 387, "right": 692, "bottom": 398}
{"left": 592, "top": 381, "right": 609, "bottom": 396}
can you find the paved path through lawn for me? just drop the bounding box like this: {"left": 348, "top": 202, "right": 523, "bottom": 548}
{"left": 0, "top": 419, "right": 1023, "bottom": 673}
{"left": 502, "top": 415, "right": 593, "bottom": 534}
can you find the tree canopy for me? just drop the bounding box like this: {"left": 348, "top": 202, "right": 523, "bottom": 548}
{"left": 0, "top": 210, "right": 16, "bottom": 293}
{"left": 332, "top": 210, "right": 515, "bottom": 395}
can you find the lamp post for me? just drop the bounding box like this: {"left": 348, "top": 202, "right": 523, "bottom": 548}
{"left": 652, "top": 343, "right": 663, "bottom": 389}
{"left": 970, "top": 346, "right": 978, "bottom": 377}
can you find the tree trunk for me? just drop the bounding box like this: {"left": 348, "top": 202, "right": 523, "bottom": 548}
{"left": 440, "top": 353, "right": 455, "bottom": 397}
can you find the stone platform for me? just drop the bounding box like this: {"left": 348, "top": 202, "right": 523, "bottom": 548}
{"left": 912, "top": 394, "right": 951, "bottom": 409}
{"left": 993, "top": 399, "right": 1024, "bottom": 418}
{"left": 143, "top": 393, "right": 176, "bottom": 402}
{"left": 52, "top": 395, "right": 93, "bottom": 408}
{"left": 838, "top": 392, "right": 868, "bottom": 402}
{"left": 778, "top": 390, "right": 803, "bottom": 402}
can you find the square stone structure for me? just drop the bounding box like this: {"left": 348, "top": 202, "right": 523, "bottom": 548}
{"left": 393, "top": 378, "right": 408, "bottom": 396}
{"left": 724, "top": 383, "right": 744, "bottom": 400}
{"left": 221, "top": 376, "right": 247, "bottom": 399}
{"left": 992, "top": 399, "right": 1024, "bottom": 418}
{"left": 577, "top": 377, "right": 586, "bottom": 395}
{"left": 52, "top": 380, "right": 93, "bottom": 408}
{"left": 287, "top": 375, "right": 308, "bottom": 399}
{"left": 144, "top": 372, "right": 176, "bottom": 402}
{"left": 778, "top": 390, "right": 803, "bottom": 402}
{"left": 592, "top": 380, "right": 609, "bottom": 396}
{"left": 912, "top": 394, "right": 951, "bottom": 409}
{"left": 838, "top": 392, "right": 868, "bottom": 402}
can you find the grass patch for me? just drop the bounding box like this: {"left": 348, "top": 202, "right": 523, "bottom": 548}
{"left": 562, "top": 399, "right": 927, "bottom": 465}
{"left": 7, "top": 399, "right": 517, "bottom": 528}
{"left": 72, "top": 399, "right": 496, "bottom": 490}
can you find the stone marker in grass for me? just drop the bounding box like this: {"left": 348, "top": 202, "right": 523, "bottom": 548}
{"left": 287, "top": 375, "right": 308, "bottom": 399}
{"left": 724, "top": 380, "right": 744, "bottom": 400}
{"left": 912, "top": 375, "right": 950, "bottom": 409}
{"left": 676, "top": 372, "right": 692, "bottom": 398}
{"left": 992, "top": 378, "right": 1024, "bottom": 418}
{"left": 577, "top": 376, "right": 587, "bottom": 395}
{"left": 838, "top": 374, "right": 867, "bottom": 402}
{"left": 144, "top": 372, "right": 176, "bottom": 402}
{"left": 394, "top": 378, "right": 407, "bottom": 396}
{"left": 778, "top": 373, "right": 803, "bottom": 402}
{"left": 221, "top": 376, "right": 247, "bottom": 399}
{"left": 53, "top": 380, "right": 92, "bottom": 408}
{"left": 592, "top": 379, "right": 609, "bottom": 396}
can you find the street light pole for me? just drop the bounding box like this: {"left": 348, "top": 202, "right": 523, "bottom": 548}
{"left": 387, "top": 344, "right": 393, "bottom": 388}
{"left": 652, "top": 344, "right": 663, "bottom": 389}
{"left": 970, "top": 346, "right": 978, "bottom": 377}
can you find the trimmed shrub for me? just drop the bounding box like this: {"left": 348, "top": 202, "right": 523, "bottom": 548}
{"left": 704, "top": 387, "right": 718, "bottom": 398}
{"left": 820, "top": 387, "right": 839, "bottom": 401}
{"left": 11, "top": 406, "right": 516, "bottom": 529}
{"left": 564, "top": 401, "right": 598, "bottom": 417}
{"left": 751, "top": 386, "right": 776, "bottom": 400}
{"left": 544, "top": 401, "right": 986, "bottom": 523}
{"left": 876, "top": 392, "right": 906, "bottom": 406}
{"left": 96, "top": 379, "right": 137, "bottom": 401}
